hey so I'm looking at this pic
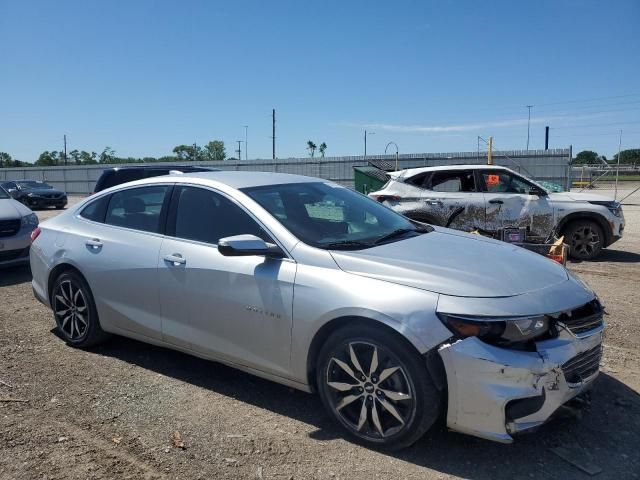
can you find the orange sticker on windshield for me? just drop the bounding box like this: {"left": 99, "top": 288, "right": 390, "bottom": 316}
{"left": 486, "top": 174, "right": 500, "bottom": 186}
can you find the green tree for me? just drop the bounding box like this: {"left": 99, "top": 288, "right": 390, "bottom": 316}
{"left": 612, "top": 149, "right": 640, "bottom": 165}
{"left": 99, "top": 147, "right": 116, "bottom": 164}
{"left": 318, "top": 142, "right": 327, "bottom": 158}
{"left": 204, "top": 140, "right": 226, "bottom": 161}
{"left": 69, "top": 149, "right": 81, "bottom": 165}
{"left": 572, "top": 150, "right": 599, "bottom": 165}
{"left": 35, "top": 151, "right": 58, "bottom": 166}
{"left": 79, "top": 151, "right": 98, "bottom": 164}
{"left": 306, "top": 140, "right": 317, "bottom": 158}
{"left": 173, "top": 144, "right": 204, "bottom": 161}
{"left": 0, "top": 152, "right": 11, "bottom": 168}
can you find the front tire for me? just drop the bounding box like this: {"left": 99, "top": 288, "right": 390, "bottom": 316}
{"left": 316, "top": 324, "right": 441, "bottom": 450}
{"left": 51, "top": 271, "right": 110, "bottom": 347}
{"left": 564, "top": 220, "right": 604, "bottom": 260}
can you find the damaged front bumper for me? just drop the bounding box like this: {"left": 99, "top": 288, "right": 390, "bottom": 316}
{"left": 438, "top": 327, "right": 603, "bottom": 443}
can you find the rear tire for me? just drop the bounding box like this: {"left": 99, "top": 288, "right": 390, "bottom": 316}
{"left": 564, "top": 220, "right": 604, "bottom": 260}
{"left": 51, "top": 271, "right": 110, "bottom": 347}
{"left": 316, "top": 324, "right": 441, "bottom": 450}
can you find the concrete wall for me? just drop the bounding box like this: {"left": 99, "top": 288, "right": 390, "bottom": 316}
{"left": 0, "top": 148, "right": 571, "bottom": 194}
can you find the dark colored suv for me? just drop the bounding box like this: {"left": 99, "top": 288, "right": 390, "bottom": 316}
{"left": 93, "top": 165, "right": 217, "bottom": 193}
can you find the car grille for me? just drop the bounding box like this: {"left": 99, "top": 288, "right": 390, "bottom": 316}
{"left": 0, "top": 219, "right": 21, "bottom": 237}
{"left": 555, "top": 299, "right": 604, "bottom": 335}
{"left": 45, "top": 193, "right": 61, "bottom": 199}
{"left": 562, "top": 345, "right": 602, "bottom": 385}
{"left": 0, "top": 246, "right": 29, "bottom": 262}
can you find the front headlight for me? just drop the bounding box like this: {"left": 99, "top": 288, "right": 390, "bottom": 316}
{"left": 21, "top": 213, "right": 39, "bottom": 227}
{"left": 438, "top": 313, "right": 550, "bottom": 347}
{"left": 589, "top": 200, "right": 622, "bottom": 217}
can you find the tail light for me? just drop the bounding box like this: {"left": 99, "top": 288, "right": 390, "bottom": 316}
{"left": 30, "top": 227, "right": 41, "bottom": 242}
{"left": 370, "top": 194, "right": 401, "bottom": 203}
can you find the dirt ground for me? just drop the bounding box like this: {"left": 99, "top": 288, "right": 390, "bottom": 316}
{"left": 1, "top": 187, "right": 639, "bottom": 480}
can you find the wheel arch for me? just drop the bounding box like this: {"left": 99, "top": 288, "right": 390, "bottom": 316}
{"left": 47, "top": 263, "right": 87, "bottom": 304}
{"left": 305, "top": 316, "right": 427, "bottom": 392}
{"left": 557, "top": 212, "right": 612, "bottom": 246}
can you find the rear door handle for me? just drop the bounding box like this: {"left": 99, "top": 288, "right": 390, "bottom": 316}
{"left": 163, "top": 253, "right": 186, "bottom": 266}
{"left": 424, "top": 198, "right": 443, "bottom": 206}
{"left": 489, "top": 199, "right": 504, "bottom": 205}
{"left": 85, "top": 238, "right": 103, "bottom": 249}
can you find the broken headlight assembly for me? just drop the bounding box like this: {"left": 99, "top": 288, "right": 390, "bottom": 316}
{"left": 589, "top": 200, "right": 622, "bottom": 217}
{"left": 437, "top": 313, "right": 552, "bottom": 348}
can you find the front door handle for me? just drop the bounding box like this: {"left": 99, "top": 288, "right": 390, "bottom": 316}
{"left": 85, "top": 238, "right": 103, "bottom": 249}
{"left": 489, "top": 199, "right": 504, "bottom": 205}
{"left": 163, "top": 253, "right": 186, "bottom": 266}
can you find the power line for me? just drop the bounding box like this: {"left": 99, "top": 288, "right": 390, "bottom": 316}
{"left": 550, "top": 120, "right": 640, "bottom": 130}
{"left": 533, "top": 93, "right": 640, "bottom": 107}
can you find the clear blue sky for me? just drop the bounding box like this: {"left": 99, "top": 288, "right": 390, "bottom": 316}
{"left": 1, "top": 0, "right": 639, "bottom": 162}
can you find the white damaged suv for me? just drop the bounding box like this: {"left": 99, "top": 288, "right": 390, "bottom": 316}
{"left": 370, "top": 165, "right": 625, "bottom": 260}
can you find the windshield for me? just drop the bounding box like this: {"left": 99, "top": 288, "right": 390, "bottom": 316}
{"left": 17, "top": 180, "right": 53, "bottom": 190}
{"left": 242, "top": 182, "right": 430, "bottom": 249}
{"left": 0, "top": 186, "right": 9, "bottom": 199}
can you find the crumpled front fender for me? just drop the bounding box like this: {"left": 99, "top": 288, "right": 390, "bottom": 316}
{"left": 438, "top": 331, "right": 603, "bottom": 443}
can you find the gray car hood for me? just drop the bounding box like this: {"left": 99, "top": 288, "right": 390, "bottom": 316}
{"left": 329, "top": 227, "right": 568, "bottom": 298}
{"left": 0, "top": 198, "right": 31, "bottom": 220}
{"left": 547, "top": 191, "right": 614, "bottom": 203}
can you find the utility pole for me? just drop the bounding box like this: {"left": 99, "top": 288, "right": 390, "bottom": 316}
{"left": 526, "top": 105, "right": 533, "bottom": 150}
{"left": 488, "top": 136, "right": 493, "bottom": 165}
{"left": 544, "top": 126, "right": 549, "bottom": 150}
{"left": 614, "top": 130, "right": 622, "bottom": 201}
{"left": 272, "top": 109, "right": 276, "bottom": 160}
{"left": 364, "top": 130, "right": 375, "bottom": 158}
{"left": 63, "top": 134, "right": 67, "bottom": 166}
{"left": 244, "top": 125, "right": 248, "bottom": 160}
{"left": 236, "top": 140, "right": 243, "bottom": 161}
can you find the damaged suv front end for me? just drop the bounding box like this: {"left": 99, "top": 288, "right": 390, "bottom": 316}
{"left": 437, "top": 276, "right": 603, "bottom": 443}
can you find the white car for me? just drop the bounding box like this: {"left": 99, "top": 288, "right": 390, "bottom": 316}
{"left": 370, "top": 165, "right": 625, "bottom": 260}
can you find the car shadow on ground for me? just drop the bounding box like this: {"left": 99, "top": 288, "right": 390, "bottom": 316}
{"left": 0, "top": 265, "right": 32, "bottom": 287}
{"left": 92, "top": 336, "right": 640, "bottom": 479}
{"left": 590, "top": 249, "right": 640, "bottom": 263}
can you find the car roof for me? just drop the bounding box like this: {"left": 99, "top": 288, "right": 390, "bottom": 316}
{"left": 113, "top": 170, "right": 322, "bottom": 190}
{"left": 103, "top": 165, "right": 216, "bottom": 172}
{"left": 393, "top": 164, "right": 512, "bottom": 176}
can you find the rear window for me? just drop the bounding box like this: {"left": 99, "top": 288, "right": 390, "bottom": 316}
{"left": 104, "top": 186, "right": 169, "bottom": 233}
{"left": 80, "top": 195, "right": 110, "bottom": 222}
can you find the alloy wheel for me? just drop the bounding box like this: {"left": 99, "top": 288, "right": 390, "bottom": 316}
{"left": 570, "top": 225, "right": 600, "bottom": 257}
{"left": 325, "top": 342, "right": 415, "bottom": 440}
{"left": 53, "top": 280, "right": 89, "bottom": 340}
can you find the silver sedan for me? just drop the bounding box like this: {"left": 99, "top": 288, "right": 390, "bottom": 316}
{"left": 30, "top": 171, "right": 604, "bottom": 449}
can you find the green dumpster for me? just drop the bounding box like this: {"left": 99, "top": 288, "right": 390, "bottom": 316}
{"left": 353, "top": 166, "right": 389, "bottom": 194}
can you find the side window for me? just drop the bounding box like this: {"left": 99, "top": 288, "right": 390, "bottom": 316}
{"left": 172, "top": 186, "right": 267, "bottom": 244}
{"left": 482, "top": 172, "right": 535, "bottom": 194}
{"left": 429, "top": 170, "right": 476, "bottom": 192}
{"left": 105, "top": 186, "right": 169, "bottom": 233}
{"left": 80, "top": 195, "right": 110, "bottom": 222}
{"left": 405, "top": 172, "right": 430, "bottom": 188}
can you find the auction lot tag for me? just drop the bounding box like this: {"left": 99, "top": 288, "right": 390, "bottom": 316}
{"left": 486, "top": 174, "right": 500, "bottom": 186}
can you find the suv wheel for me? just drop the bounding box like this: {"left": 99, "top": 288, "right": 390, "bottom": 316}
{"left": 52, "top": 271, "right": 110, "bottom": 347}
{"left": 564, "top": 220, "right": 604, "bottom": 260}
{"left": 316, "top": 325, "right": 441, "bottom": 450}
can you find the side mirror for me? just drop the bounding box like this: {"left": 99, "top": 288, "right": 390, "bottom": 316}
{"left": 218, "top": 234, "right": 284, "bottom": 258}
{"left": 530, "top": 188, "right": 547, "bottom": 197}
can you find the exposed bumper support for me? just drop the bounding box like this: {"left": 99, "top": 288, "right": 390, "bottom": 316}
{"left": 438, "top": 329, "right": 603, "bottom": 443}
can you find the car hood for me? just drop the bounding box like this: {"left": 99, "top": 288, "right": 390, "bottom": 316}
{"left": 547, "top": 191, "right": 614, "bottom": 203}
{"left": 329, "top": 227, "right": 569, "bottom": 298}
{"left": 22, "top": 188, "right": 65, "bottom": 196}
{"left": 0, "top": 198, "right": 31, "bottom": 220}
